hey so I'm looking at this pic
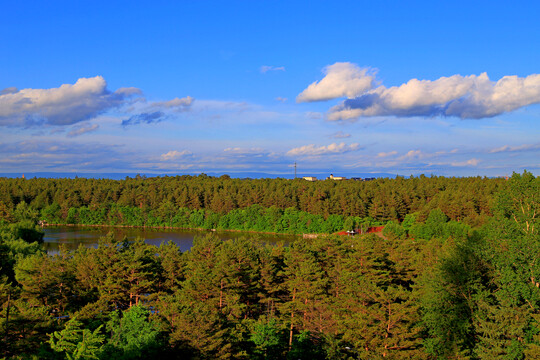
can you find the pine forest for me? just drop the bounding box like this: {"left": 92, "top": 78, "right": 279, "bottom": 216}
{"left": 0, "top": 171, "right": 539, "bottom": 359}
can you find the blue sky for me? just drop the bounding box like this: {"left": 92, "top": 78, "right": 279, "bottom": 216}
{"left": 1, "top": 1, "right": 539, "bottom": 178}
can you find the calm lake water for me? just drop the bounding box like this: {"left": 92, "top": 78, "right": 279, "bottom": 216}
{"left": 42, "top": 226, "right": 298, "bottom": 253}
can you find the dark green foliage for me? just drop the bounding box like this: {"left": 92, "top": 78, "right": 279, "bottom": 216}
{"left": 421, "top": 234, "right": 489, "bottom": 358}
{"left": 9, "top": 220, "right": 44, "bottom": 243}
{"left": 287, "top": 331, "right": 325, "bottom": 360}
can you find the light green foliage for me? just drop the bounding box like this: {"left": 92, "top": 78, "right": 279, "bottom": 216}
{"left": 401, "top": 213, "right": 417, "bottom": 232}
{"left": 41, "top": 202, "right": 62, "bottom": 223}
{"left": 250, "top": 318, "right": 283, "bottom": 359}
{"left": 49, "top": 317, "right": 105, "bottom": 360}
{"left": 103, "top": 306, "right": 162, "bottom": 359}
{"left": 13, "top": 202, "right": 39, "bottom": 223}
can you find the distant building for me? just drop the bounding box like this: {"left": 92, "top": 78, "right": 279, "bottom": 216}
{"left": 327, "top": 174, "right": 346, "bottom": 181}
{"left": 363, "top": 177, "right": 376, "bottom": 181}
{"left": 351, "top": 177, "right": 363, "bottom": 181}
{"left": 303, "top": 176, "right": 317, "bottom": 181}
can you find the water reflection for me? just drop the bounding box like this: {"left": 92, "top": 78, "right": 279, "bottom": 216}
{"left": 43, "top": 226, "right": 297, "bottom": 254}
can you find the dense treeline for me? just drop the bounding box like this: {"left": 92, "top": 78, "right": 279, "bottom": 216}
{"left": 42, "top": 204, "right": 381, "bottom": 235}
{"left": 0, "top": 174, "right": 502, "bottom": 230}
{"left": 1, "top": 172, "right": 538, "bottom": 359}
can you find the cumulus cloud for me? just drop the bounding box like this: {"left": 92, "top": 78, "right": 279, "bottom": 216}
{"left": 297, "top": 62, "right": 376, "bottom": 102}
{"left": 67, "top": 123, "right": 99, "bottom": 137}
{"left": 321, "top": 70, "right": 540, "bottom": 120}
{"left": 287, "top": 142, "right": 361, "bottom": 156}
{"left": 122, "top": 111, "right": 166, "bottom": 127}
{"left": 160, "top": 150, "right": 193, "bottom": 161}
{"left": 260, "top": 65, "right": 285, "bottom": 74}
{"left": 0, "top": 76, "right": 142, "bottom": 126}
{"left": 275, "top": 97, "right": 287, "bottom": 102}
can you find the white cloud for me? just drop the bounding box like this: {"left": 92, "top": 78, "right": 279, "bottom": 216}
{"left": 297, "top": 62, "right": 376, "bottom": 102}
{"left": 325, "top": 70, "right": 540, "bottom": 120}
{"left": 260, "top": 65, "right": 285, "bottom": 74}
{"left": 489, "top": 143, "right": 540, "bottom": 153}
{"left": 67, "top": 123, "right": 99, "bottom": 137}
{"left": 160, "top": 150, "right": 193, "bottom": 161}
{"left": 275, "top": 97, "right": 287, "bottom": 102}
{"left": 287, "top": 142, "right": 361, "bottom": 156}
{"left": 0, "top": 76, "right": 142, "bottom": 126}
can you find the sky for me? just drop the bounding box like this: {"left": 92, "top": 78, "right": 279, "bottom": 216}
{"left": 1, "top": 1, "right": 540, "bottom": 178}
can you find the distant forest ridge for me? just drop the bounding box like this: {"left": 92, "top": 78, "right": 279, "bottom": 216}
{"left": 0, "top": 174, "right": 506, "bottom": 233}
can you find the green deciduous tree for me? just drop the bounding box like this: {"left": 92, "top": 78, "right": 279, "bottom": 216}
{"left": 103, "top": 306, "right": 162, "bottom": 360}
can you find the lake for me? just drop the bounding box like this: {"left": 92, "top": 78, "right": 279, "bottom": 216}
{"left": 42, "top": 226, "right": 299, "bottom": 253}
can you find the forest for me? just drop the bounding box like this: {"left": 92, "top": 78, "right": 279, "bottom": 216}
{"left": 0, "top": 172, "right": 538, "bottom": 359}
{"left": 0, "top": 174, "right": 502, "bottom": 233}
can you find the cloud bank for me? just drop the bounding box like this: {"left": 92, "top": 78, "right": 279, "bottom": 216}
{"left": 287, "top": 142, "right": 361, "bottom": 156}
{"left": 0, "top": 76, "right": 141, "bottom": 126}
{"left": 298, "top": 63, "right": 540, "bottom": 120}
